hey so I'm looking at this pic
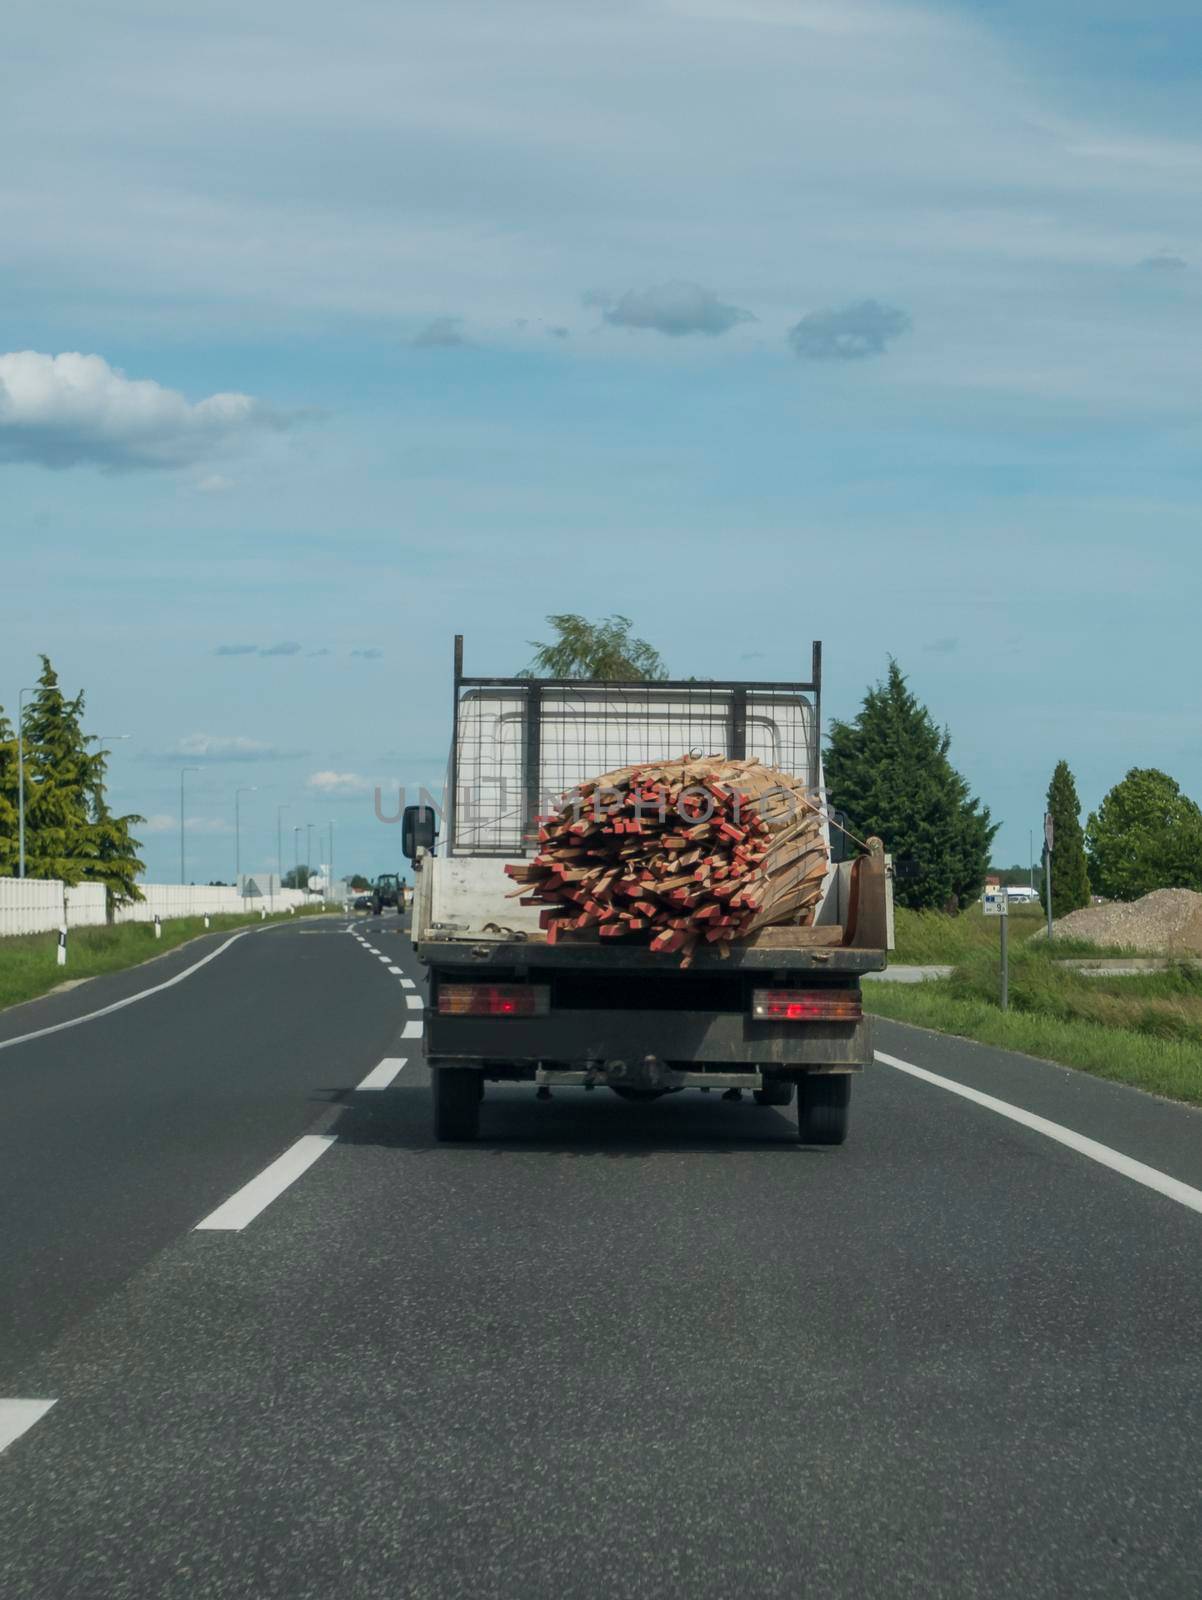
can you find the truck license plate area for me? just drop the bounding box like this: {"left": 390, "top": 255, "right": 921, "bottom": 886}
{"left": 536, "top": 1064, "right": 763, "bottom": 1092}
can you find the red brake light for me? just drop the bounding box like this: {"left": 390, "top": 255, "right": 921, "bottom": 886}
{"left": 752, "top": 988, "right": 861, "bottom": 1022}
{"left": 437, "top": 984, "right": 550, "bottom": 1017}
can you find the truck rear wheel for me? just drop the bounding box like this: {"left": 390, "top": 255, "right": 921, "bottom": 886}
{"left": 433, "top": 1068, "right": 481, "bottom": 1141}
{"left": 754, "top": 1076, "right": 795, "bottom": 1107}
{"left": 797, "top": 1074, "right": 851, "bottom": 1145}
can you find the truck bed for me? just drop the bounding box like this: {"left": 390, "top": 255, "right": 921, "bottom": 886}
{"left": 417, "top": 927, "right": 886, "bottom": 975}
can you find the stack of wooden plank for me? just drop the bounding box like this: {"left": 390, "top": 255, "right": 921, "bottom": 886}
{"left": 505, "top": 756, "right": 827, "bottom": 965}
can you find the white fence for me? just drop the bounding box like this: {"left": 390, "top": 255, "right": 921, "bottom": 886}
{"left": 0, "top": 879, "right": 109, "bottom": 938}
{"left": 0, "top": 877, "right": 310, "bottom": 938}
{"left": 113, "top": 884, "right": 308, "bottom": 923}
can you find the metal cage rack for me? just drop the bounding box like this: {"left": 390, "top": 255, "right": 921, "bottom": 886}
{"left": 447, "top": 636, "right": 823, "bottom": 858}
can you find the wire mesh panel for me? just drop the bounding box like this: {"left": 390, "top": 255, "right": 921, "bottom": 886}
{"left": 450, "top": 679, "right": 819, "bottom": 856}
{"left": 452, "top": 691, "right": 526, "bottom": 853}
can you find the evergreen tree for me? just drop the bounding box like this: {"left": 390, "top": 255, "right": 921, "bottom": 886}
{"left": 86, "top": 746, "right": 145, "bottom": 909}
{"left": 1045, "top": 760, "right": 1091, "bottom": 917}
{"left": 20, "top": 657, "right": 144, "bottom": 904}
{"left": 1086, "top": 768, "right": 1202, "bottom": 900}
{"left": 825, "top": 660, "right": 997, "bottom": 911}
{"left": 0, "top": 706, "right": 17, "bottom": 877}
{"left": 20, "top": 656, "right": 96, "bottom": 882}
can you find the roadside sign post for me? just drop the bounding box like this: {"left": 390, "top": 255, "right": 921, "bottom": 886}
{"left": 1043, "top": 812, "right": 1055, "bottom": 941}
{"left": 983, "top": 885, "right": 1009, "bottom": 1011}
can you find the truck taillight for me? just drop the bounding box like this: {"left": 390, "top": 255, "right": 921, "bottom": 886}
{"left": 437, "top": 984, "right": 550, "bottom": 1017}
{"left": 752, "top": 989, "right": 861, "bottom": 1022}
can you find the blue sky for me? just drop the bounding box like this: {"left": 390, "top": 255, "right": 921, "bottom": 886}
{"left": 2, "top": 0, "right": 1200, "bottom": 882}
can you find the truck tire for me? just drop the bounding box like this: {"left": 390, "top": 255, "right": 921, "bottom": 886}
{"left": 797, "top": 1074, "right": 851, "bottom": 1145}
{"left": 433, "top": 1068, "right": 481, "bottom": 1141}
{"left": 754, "top": 1076, "right": 795, "bottom": 1107}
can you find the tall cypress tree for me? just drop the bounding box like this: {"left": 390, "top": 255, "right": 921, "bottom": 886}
{"left": 1044, "top": 760, "right": 1090, "bottom": 917}
{"left": 0, "top": 706, "right": 17, "bottom": 877}
{"left": 826, "top": 660, "right": 997, "bottom": 911}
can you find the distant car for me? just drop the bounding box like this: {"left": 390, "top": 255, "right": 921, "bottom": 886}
{"left": 1005, "top": 886, "right": 1040, "bottom": 904}
{"left": 353, "top": 894, "right": 372, "bottom": 910}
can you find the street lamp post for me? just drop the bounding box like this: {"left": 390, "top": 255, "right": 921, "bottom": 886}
{"left": 235, "top": 786, "right": 258, "bottom": 885}
{"left": 328, "top": 819, "right": 335, "bottom": 903}
{"left": 306, "top": 823, "right": 314, "bottom": 892}
{"left": 293, "top": 825, "right": 302, "bottom": 885}
{"left": 16, "top": 685, "right": 37, "bottom": 879}
{"left": 180, "top": 767, "right": 200, "bottom": 884}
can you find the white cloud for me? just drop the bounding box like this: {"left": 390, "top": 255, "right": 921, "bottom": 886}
{"left": 598, "top": 282, "right": 755, "bottom": 338}
{"left": 306, "top": 770, "right": 392, "bottom": 795}
{"left": 194, "top": 473, "right": 235, "bottom": 492}
{"left": 0, "top": 351, "right": 295, "bottom": 471}
{"left": 411, "top": 317, "right": 467, "bottom": 348}
{"left": 1137, "top": 252, "right": 1188, "bottom": 272}
{"left": 175, "top": 734, "right": 302, "bottom": 761}
{"left": 788, "top": 300, "right": 911, "bottom": 361}
{"left": 141, "top": 813, "right": 232, "bottom": 834}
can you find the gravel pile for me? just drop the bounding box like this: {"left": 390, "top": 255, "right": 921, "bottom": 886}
{"left": 1047, "top": 888, "right": 1202, "bottom": 954}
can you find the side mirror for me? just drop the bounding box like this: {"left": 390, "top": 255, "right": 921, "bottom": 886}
{"left": 402, "top": 804, "right": 438, "bottom": 862}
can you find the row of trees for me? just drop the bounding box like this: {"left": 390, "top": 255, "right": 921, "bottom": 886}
{"left": 0, "top": 658, "right": 144, "bottom": 906}
{"left": 522, "top": 617, "right": 1201, "bottom": 914}
{"left": 1046, "top": 761, "right": 1202, "bottom": 910}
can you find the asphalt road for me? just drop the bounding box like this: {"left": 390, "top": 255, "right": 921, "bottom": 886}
{"left": 1, "top": 915, "right": 1200, "bottom": 1599}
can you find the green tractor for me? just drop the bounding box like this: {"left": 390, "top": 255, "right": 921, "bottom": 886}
{"left": 371, "top": 873, "right": 406, "bottom": 916}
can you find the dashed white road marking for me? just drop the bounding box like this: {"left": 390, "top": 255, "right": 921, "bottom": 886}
{"left": 400, "top": 977, "right": 416, "bottom": 990}
{"left": 387, "top": 965, "right": 404, "bottom": 975}
{"left": 365, "top": 947, "right": 381, "bottom": 955}
{"left": 0, "top": 1399, "right": 56, "bottom": 1455}
{"left": 195, "top": 1135, "right": 337, "bottom": 1231}
{"left": 401, "top": 1019, "right": 424, "bottom": 1040}
{"left": 357, "top": 1057, "right": 407, "bottom": 1090}
{"left": 0, "top": 933, "right": 249, "bottom": 1055}
{"left": 405, "top": 994, "right": 424, "bottom": 1011}
{"left": 876, "top": 1050, "right": 1202, "bottom": 1218}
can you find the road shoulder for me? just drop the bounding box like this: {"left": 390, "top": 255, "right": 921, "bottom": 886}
{"left": 872, "top": 1013, "right": 1202, "bottom": 1194}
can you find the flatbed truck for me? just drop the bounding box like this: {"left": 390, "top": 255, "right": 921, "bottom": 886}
{"left": 406, "top": 638, "right": 890, "bottom": 1144}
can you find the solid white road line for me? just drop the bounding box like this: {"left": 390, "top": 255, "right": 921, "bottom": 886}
{"left": 400, "top": 978, "right": 416, "bottom": 990}
{"left": 876, "top": 1050, "right": 1202, "bottom": 1217}
{"left": 0, "top": 1399, "right": 56, "bottom": 1455}
{"left": 405, "top": 994, "right": 424, "bottom": 1011}
{"left": 194, "top": 1135, "right": 337, "bottom": 1231}
{"left": 0, "top": 933, "right": 249, "bottom": 1055}
{"left": 402, "top": 1019, "right": 424, "bottom": 1040}
{"left": 387, "top": 965, "right": 403, "bottom": 975}
{"left": 357, "top": 1057, "right": 407, "bottom": 1090}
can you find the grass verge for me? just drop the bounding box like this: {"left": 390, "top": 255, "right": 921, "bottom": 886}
{"left": 0, "top": 907, "right": 330, "bottom": 1015}
{"left": 867, "top": 951, "right": 1202, "bottom": 1106}
{"left": 892, "top": 903, "right": 1145, "bottom": 965}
